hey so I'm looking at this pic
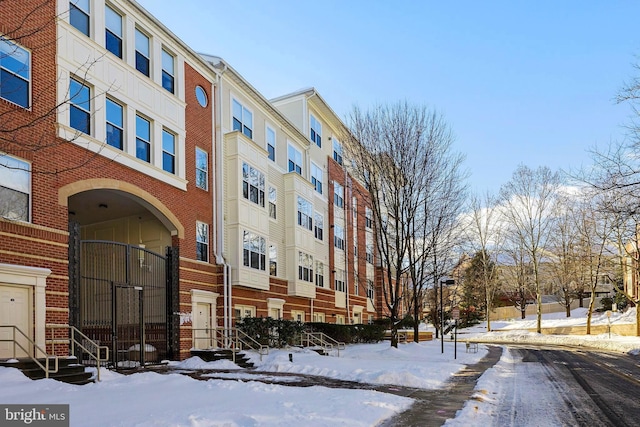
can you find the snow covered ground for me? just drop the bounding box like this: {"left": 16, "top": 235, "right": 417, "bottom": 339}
{"left": 1, "top": 307, "right": 639, "bottom": 426}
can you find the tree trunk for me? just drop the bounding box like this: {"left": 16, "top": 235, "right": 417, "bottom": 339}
{"left": 586, "top": 290, "right": 596, "bottom": 335}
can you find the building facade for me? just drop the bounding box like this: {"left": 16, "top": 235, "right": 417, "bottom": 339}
{"left": 0, "top": 0, "right": 379, "bottom": 364}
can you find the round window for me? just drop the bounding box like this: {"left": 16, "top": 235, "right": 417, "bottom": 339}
{"left": 195, "top": 85, "right": 208, "bottom": 107}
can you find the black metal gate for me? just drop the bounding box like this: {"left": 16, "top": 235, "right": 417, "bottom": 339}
{"left": 74, "top": 240, "right": 170, "bottom": 368}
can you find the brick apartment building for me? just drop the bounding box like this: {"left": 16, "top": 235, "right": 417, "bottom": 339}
{"left": 0, "top": 0, "right": 381, "bottom": 365}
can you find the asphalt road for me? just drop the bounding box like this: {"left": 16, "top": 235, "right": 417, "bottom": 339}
{"left": 494, "top": 347, "right": 640, "bottom": 427}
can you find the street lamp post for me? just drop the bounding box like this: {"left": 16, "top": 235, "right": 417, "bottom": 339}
{"left": 440, "top": 277, "right": 455, "bottom": 354}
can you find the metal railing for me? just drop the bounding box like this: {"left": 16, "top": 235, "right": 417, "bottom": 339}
{"left": 0, "top": 325, "right": 59, "bottom": 378}
{"left": 299, "top": 332, "right": 345, "bottom": 357}
{"left": 191, "top": 327, "right": 269, "bottom": 361}
{"left": 46, "top": 325, "right": 109, "bottom": 381}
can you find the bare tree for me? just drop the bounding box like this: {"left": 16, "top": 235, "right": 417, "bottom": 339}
{"left": 500, "top": 238, "right": 535, "bottom": 319}
{"left": 345, "top": 102, "right": 466, "bottom": 347}
{"left": 1, "top": 0, "right": 109, "bottom": 177}
{"left": 499, "top": 165, "right": 562, "bottom": 333}
{"left": 462, "top": 192, "right": 504, "bottom": 330}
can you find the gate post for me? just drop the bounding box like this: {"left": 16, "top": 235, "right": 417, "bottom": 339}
{"left": 68, "top": 221, "right": 81, "bottom": 329}
{"left": 166, "top": 246, "right": 180, "bottom": 360}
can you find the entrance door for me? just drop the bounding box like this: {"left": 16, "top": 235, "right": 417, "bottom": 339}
{"left": 0, "top": 285, "right": 30, "bottom": 358}
{"left": 193, "top": 302, "right": 212, "bottom": 349}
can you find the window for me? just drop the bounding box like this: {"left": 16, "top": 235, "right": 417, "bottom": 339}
{"left": 105, "top": 5, "right": 122, "bottom": 58}
{"left": 243, "top": 231, "right": 266, "bottom": 271}
{"left": 135, "top": 28, "right": 150, "bottom": 77}
{"left": 234, "top": 305, "right": 255, "bottom": 320}
{"left": 334, "top": 182, "right": 344, "bottom": 208}
{"left": 315, "top": 262, "right": 324, "bottom": 288}
{"left": 196, "top": 221, "right": 209, "bottom": 262}
{"left": 105, "top": 98, "right": 123, "bottom": 150}
{"left": 292, "top": 310, "right": 305, "bottom": 322}
{"left": 354, "top": 273, "right": 359, "bottom": 295}
{"left": 365, "top": 207, "right": 373, "bottom": 229}
{"left": 69, "top": 0, "right": 90, "bottom": 36}
{"left": 162, "top": 130, "right": 175, "bottom": 174}
{"left": 161, "top": 49, "right": 175, "bottom": 94}
{"left": 336, "top": 315, "right": 345, "bottom": 325}
{"left": 367, "top": 279, "right": 375, "bottom": 299}
{"left": 69, "top": 78, "right": 90, "bottom": 134}
{"left": 232, "top": 99, "right": 253, "bottom": 139}
{"left": 269, "top": 245, "right": 277, "bottom": 276}
{"left": 333, "top": 139, "right": 343, "bottom": 165}
{"left": 287, "top": 144, "right": 302, "bottom": 175}
{"left": 334, "top": 225, "right": 345, "bottom": 250}
{"left": 311, "top": 162, "right": 323, "bottom": 194}
{"left": 266, "top": 126, "right": 276, "bottom": 161}
{"left": 135, "top": 115, "right": 151, "bottom": 162}
{"left": 297, "top": 196, "right": 313, "bottom": 231}
{"left": 0, "top": 155, "right": 30, "bottom": 221}
{"left": 242, "top": 162, "right": 265, "bottom": 207}
{"left": 298, "top": 252, "right": 313, "bottom": 283}
{"left": 313, "top": 312, "right": 325, "bottom": 323}
{"left": 335, "top": 269, "right": 346, "bottom": 292}
{"left": 195, "top": 148, "right": 208, "bottom": 190}
{"left": 352, "top": 197, "right": 357, "bottom": 223}
{"left": 268, "top": 187, "right": 276, "bottom": 219}
{"left": 310, "top": 114, "right": 322, "bottom": 147}
{"left": 0, "top": 37, "right": 30, "bottom": 109}
{"left": 314, "top": 212, "right": 323, "bottom": 240}
{"left": 195, "top": 86, "right": 208, "bottom": 107}
{"left": 366, "top": 242, "right": 374, "bottom": 264}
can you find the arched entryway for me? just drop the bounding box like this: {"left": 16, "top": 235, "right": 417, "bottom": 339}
{"left": 61, "top": 181, "right": 182, "bottom": 368}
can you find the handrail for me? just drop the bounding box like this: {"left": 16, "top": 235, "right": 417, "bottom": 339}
{"left": 0, "top": 325, "right": 59, "bottom": 378}
{"left": 300, "top": 332, "right": 345, "bottom": 357}
{"left": 46, "top": 325, "right": 109, "bottom": 381}
{"left": 191, "top": 327, "right": 269, "bottom": 362}
{"left": 234, "top": 329, "right": 269, "bottom": 361}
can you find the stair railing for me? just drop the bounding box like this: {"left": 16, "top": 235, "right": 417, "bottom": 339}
{"left": 233, "top": 328, "right": 269, "bottom": 361}
{"left": 190, "top": 327, "right": 269, "bottom": 362}
{"left": 0, "top": 325, "right": 59, "bottom": 378}
{"left": 46, "top": 325, "right": 109, "bottom": 382}
{"left": 300, "top": 332, "right": 345, "bottom": 357}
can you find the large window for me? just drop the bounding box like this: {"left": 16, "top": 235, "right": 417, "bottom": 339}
{"left": 136, "top": 115, "right": 151, "bottom": 163}
{"left": 105, "top": 98, "right": 123, "bottom": 149}
{"left": 334, "top": 182, "right": 344, "bottom": 208}
{"left": 311, "top": 162, "right": 323, "bottom": 194}
{"left": 234, "top": 305, "right": 255, "bottom": 320}
{"left": 287, "top": 144, "right": 302, "bottom": 175}
{"left": 195, "top": 148, "right": 208, "bottom": 190}
{"left": 335, "top": 269, "right": 346, "bottom": 292}
{"left": 298, "top": 252, "right": 313, "bottom": 283}
{"left": 334, "top": 225, "right": 345, "bottom": 250}
{"left": 310, "top": 114, "right": 322, "bottom": 147}
{"left": 0, "top": 37, "right": 30, "bottom": 108}
{"left": 243, "top": 231, "right": 266, "bottom": 271}
{"left": 161, "top": 49, "right": 175, "bottom": 94}
{"left": 314, "top": 212, "right": 323, "bottom": 240}
{"left": 105, "top": 5, "right": 122, "bottom": 58}
{"left": 315, "top": 262, "right": 324, "bottom": 288}
{"left": 69, "top": 0, "right": 90, "bottom": 36}
{"left": 69, "top": 78, "right": 91, "bottom": 134}
{"left": 333, "top": 139, "right": 343, "bottom": 165}
{"left": 268, "top": 187, "right": 276, "bottom": 219}
{"left": 242, "top": 162, "right": 265, "bottom": 207}
{"left": 135, "top": 28, "right": 150, "bottom": 77}
{"left": 367, "top": 279, "right": 375, "bottom": 299}
{"left": 232, "top": 99, "right": 253, "bottom": 139}
{"left": 269, "top": 245, "right": 277, "bottom": 276}
{"left": 365, "top": 207, "right": 373, "bottom": 229}
{"left": 297, "top": 196, "right": 313, "bottom": 231}
{"left": 196, "top": 221, "right": 209, "bottom": 262}
{"left": 366, "top": 242, "right": 374, "bottom": 264}
{"left": 162, "top": 129, "right": 175, "bottom": 174}
{"left": 266, "top": 126, "right": 276, "bottom": 161}
{"left": 0, "top": 155, "right": 30, "bottom": 221}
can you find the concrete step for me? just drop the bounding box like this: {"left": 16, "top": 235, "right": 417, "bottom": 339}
{"left": 0, "top": 357, "right": 94, "bottom": 385}
{"left": 190, "top": 349, "right": 255, "bottom": 369}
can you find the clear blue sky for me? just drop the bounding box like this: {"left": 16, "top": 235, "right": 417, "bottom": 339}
{"left": 138, "top": 0, "right": 640, "bottom": 194}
